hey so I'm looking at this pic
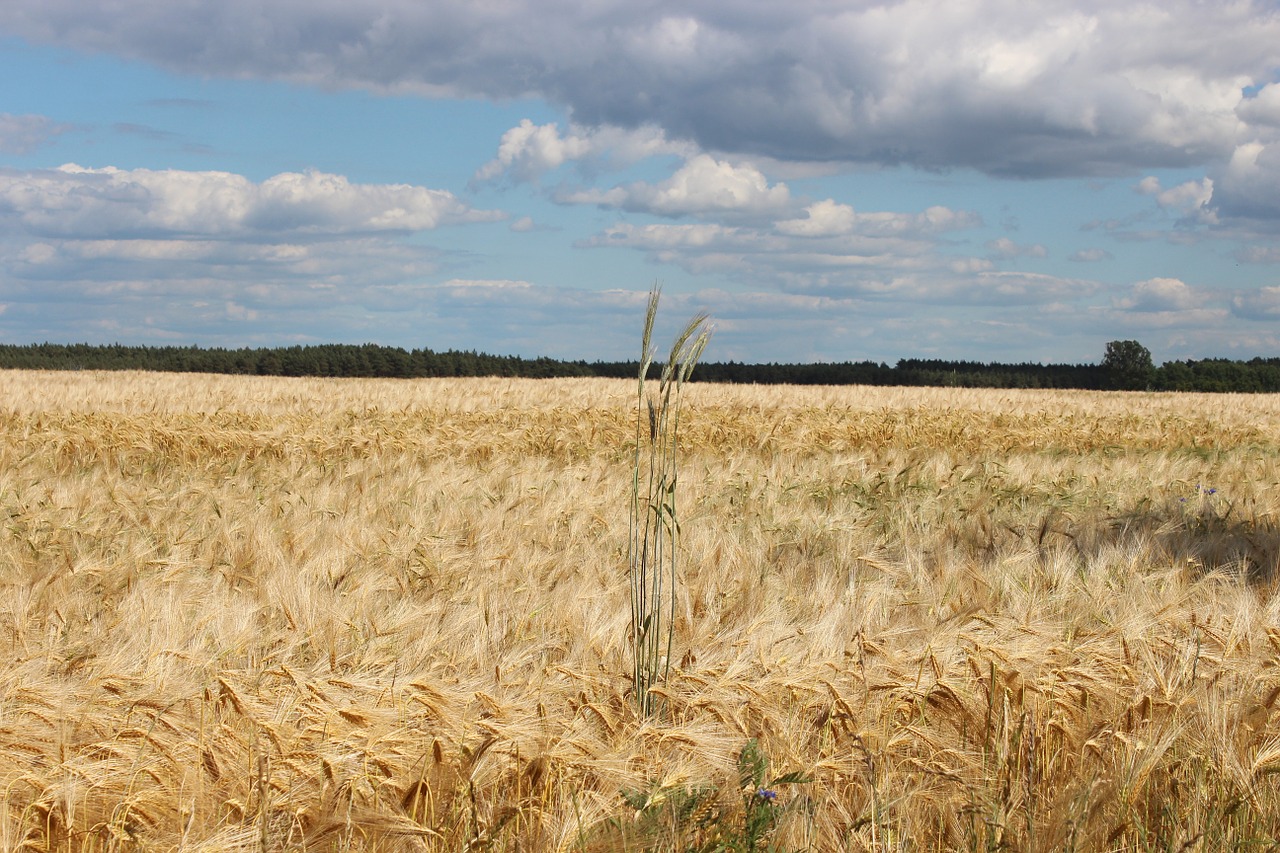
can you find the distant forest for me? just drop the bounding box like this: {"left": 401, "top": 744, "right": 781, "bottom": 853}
{"left": 2, "top": 341, "right": 1279, "bottom": 392}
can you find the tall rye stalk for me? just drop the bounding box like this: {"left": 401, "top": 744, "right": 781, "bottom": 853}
{"left": 629, "top": 286, "right": 711, "bottom": 716}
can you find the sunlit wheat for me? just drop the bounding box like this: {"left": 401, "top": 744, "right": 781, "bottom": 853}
{"left": 1, "top": 368, "right": 1279, "bottom": 850}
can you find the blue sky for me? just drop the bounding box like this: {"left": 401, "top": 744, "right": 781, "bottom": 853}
{"left": 2, "top": 2, "right": 1280, "bottom": 364}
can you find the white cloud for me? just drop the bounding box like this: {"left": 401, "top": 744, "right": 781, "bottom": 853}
{"left": 581, "top": 206, "right": 1085, "bottom": 308}
{"left": 1114, "top": 277, "right": 1203, "bottom": 312}
{"left": 474, "top": 121, "right": 594, "bottom": 183}
{"left": 985, "top": 237, "right": 1048, "bottom": 259}
{"left": 1236, "top": 82, "right": 1280, "bottom": 128}
{"left": 1235, "top": 245, "right": 1280, "bottom": 264}
{"left": 356, "top": 278, "right": 1105, "bottom": 362}
{"left": 776, "top": 199, "right": 857, "bottom": 237}
{"left": 0, "top": 164, "right": 509, "bottom": 343}
{"left": 1069, "top": 247, "right": 1113, "bottom": 262}
{"left": 948, "top": 257, "right": 996, "bottom": 275}
{"left": 1135, "top": 176, "right": 1162, "bottom": 195}
{"left": 1209, "top": 140, "right": 1280, "bottom": 220}
{"left": 1231, "top": 286, "right": 1280, "bottom": 319}
{"left": 442, "top": 278, "right": 533, "bottom": 290}
{"left": 562, "top": 155, "right": 791, "bottom": 217}
{"left": 776, "top": 201, "right": 981, "bottom": 238}
{"left": 474, "top": 120, "right": 693, "bottom": 183}
{"left": 0, "top": 164, "right": 501, "bottom": 238}
{"left": 1136, "top": 175, "right": 1214, "bottom": 214}
{"left": 969, "top": 271, "right": 1097, "bottom": 302}
{"left": 8, "top": 0, "right": 1280, "bottom": 178}
{"left": 582, "top": 221, "right": 749, "bottom": 251}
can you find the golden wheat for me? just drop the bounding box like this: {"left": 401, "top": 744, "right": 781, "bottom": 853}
{"left": 2, "top": 370, "right": 1279, "bottom": 850}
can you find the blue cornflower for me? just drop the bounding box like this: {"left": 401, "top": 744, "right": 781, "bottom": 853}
{"left": 756, "top": 788, "right": 778, "bottom": 803}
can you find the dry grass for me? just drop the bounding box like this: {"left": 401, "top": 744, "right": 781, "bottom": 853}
{"left": 3, "top": 370, "right": 1280, "bottom": 851}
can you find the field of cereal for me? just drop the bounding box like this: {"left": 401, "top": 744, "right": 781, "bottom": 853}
{"left": 3, "top": 370, "right": 1280, "bottom": 851}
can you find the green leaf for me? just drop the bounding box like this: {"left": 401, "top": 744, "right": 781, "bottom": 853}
{"left": 737, "top": 739, "right": 767, "bottom": 788}
{"left": 620, "top": 787, "right": 648, "bottom": 811}
{"left": 768, "top": 771, "right": 812, "bottom": 786}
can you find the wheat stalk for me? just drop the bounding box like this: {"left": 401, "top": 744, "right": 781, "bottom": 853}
{"left": 629, "top": 285, "right": 711, "bottom": 717}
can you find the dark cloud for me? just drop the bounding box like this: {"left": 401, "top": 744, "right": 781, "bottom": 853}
{"left": 112, "top": 122, "right": 180, "bottom": 142}
{"left": 0, "top": 112, "right": 73, "bottom": 154}
{"left": 143, "top": 97, "right": 218, "bottom": 110}
{"left": 5, "top": 0, "right": 1279, "bottom": 178}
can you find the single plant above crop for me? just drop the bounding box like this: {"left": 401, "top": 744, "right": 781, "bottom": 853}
{"left": 629, "top": 284, "right": 711, "bottom": 717}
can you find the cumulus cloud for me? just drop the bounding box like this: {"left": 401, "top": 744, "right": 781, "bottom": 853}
{"left": 0, "top": 164, "right": 501, "bottom": 239}
{"left": 777, "top": 200, "right": 981, "bottom": 238}
{"left": 1069, "top": 247, "right": 1113, "bottom": 262}
{"left": 583, "top": 222, "right": 742, "bottom": 252}
{"left": 1136, "top": 175, "right": 1215, "bottom": 217}
{"left": 577, "top": 201, "right": 1094, "bottom": 307}
{"left": 6, "top": 1, "right": 1280, "bottom": 178}
{"left": 562, "top": 155, "right": 791, "bottom": 217}
{"left": 1236, "top": 82, "right": 1280, "bottom": 128}
{"left": 581, "top": 206, "right": 979, "bottom": 266}
{"left": 474, "top": 120, "right": 692, "bottom": 183}
{"left": 1231, "top": 286, "right": 1280, "bottom": 319}
{"left": 474, "top": 121, "right": 592, "bottom": 183}
{"left": 1235, "top": 245, "right": 1280, "bottom": 264}
{"left": 1114, "top": 277, "right": 1204, "bottom": 312}
{"left": 967, "top": 271, "right": 1096, "bottom": 303}
{"left": 441, "top": 278, "right": 534, "bottom": 292}
{"left": 985, "top": 237, "right": 1048, "bottom": 260}
{"left": 1208, "top": 140, "right": 1280, "bottom": 220}
{"left": 0, "top": 164, "right": 510, "bottom": 344}
{"left": 0, "top": 113, "right": 72, "bottom": 154}
{"left": 775, "top": 199, "right": 857, "bottom": 237}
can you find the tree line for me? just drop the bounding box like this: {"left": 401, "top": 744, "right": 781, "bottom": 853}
{"left": 1, "top": 340, "right": 1277, "bottom": 392}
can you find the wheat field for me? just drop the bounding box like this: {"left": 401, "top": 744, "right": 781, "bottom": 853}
{"left": 2, "top": 370, "right": 1280, "bottom": 851}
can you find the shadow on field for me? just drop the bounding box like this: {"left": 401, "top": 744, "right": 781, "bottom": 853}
{"left": 1157, "top": 517, "right": 1280, "bottom": 585}
{"left": 1073, "top": 493, "right": 1280, "bottom": 585}
{"left": 949, "top": 491, "right": 1280, "bottom": 587}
